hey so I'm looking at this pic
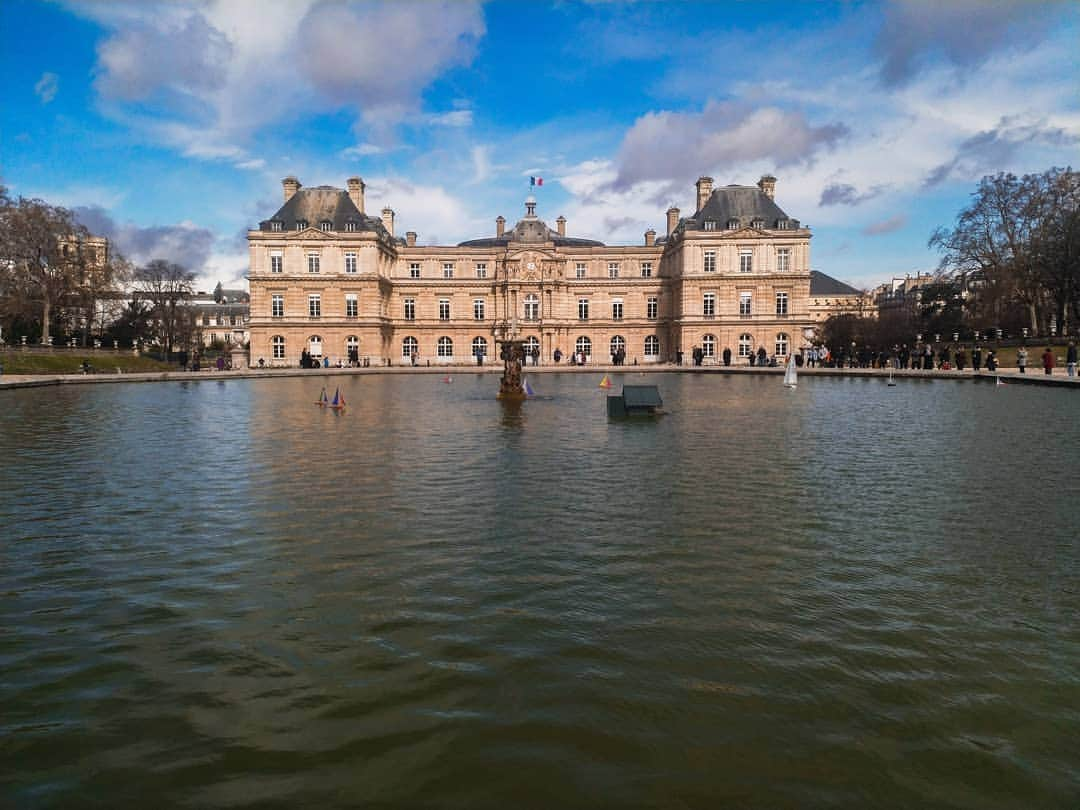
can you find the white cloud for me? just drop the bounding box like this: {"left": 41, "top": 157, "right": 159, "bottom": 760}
{"left": 34, "top": 72, "right": 59, "bottom": 104}
{"left": 422, "top": 110, "right": 473, "bottom": 128}
{"left": 341, "top": 143, "right": 389, "bottom": 159}
{"left": 234, "top": 158, "right": 266, "bottom": 170}
{"left": 77, "top": 0, "right": 485, "bottom": 160}
{"left": 609, "top": 101, "right": 849, "bottom": 191}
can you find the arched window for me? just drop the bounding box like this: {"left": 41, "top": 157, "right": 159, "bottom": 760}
{"left": 775, "top": 332, "right": 789, "bottom": 357}
{"left": 437, "top": 336, "right": 453, "bottom": 357}
{"left": 402, "top": 336, "right": 418, "bottom": 359}
{"left": 610, "top": 335, "right": 625, "bottom": 358}
{"left": 472, "top": 336, "right": 487, "bottom": 357}
{"left": 644, "top": 335, "right": 659, "bottom": 357}
{"left": 738, "top": 333, "right": 753, "bottom": 358}
{"left": 345, "top": 335, "right": 359, "bottom": 355}
{"left": 272, "top": 335, "right": 285, "bottom": 360}
{"left": 524, "top": 294, "right": 539, "bottom": 321}
{"left": 575, "top": 336, "right": 592, "bottom": 357}
{"left": 308, "top": 335, "right": 323, "bottom": 357}
{"left": 702, "top": 334, "right": 716, "bottom": 358}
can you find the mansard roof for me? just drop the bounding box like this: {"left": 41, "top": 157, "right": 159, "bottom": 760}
{"left": 259, "top": 186, "right": 388, "bottom": 234}
{"left": 810, "top": 270, "right": 863, "bottom": 297}
{"left": 685, "top": 185, "right": 798, "bottom": 230}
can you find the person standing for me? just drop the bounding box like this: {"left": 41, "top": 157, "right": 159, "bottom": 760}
{"left": 1042, "top": 346, "right": 1055, "bottom": 375}
{"left": 955, "top": 346, "right": 966, "bottom": 371}
{"left": 1067, "top": 341, "right": 1077, "bottom": 377}
{"left": 972, "top": 345, "right": 982, "bottom": 371}
{"left": 1016, "top": 346, "right": 1027, "bottom": 374}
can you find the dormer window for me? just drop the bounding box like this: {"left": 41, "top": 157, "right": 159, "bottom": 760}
{"left": 320, "top": 220, "right": 333, "bottom": 232}
{"left": 344, "top": 221, "right": 357, "bottom": 233}
{"left": 704, "top": 220, "right": 718, "bottom": 231}
{"left": 727, "top": 218, "right": 739, "bottom": 230}
{"left": 270, "top": 220, "right": 283, "bottom": 232}
{"left": 296, "top": 219, "right": 308, "bottom": 231}
{"left": 776, "top": 219, "right": 790, "bottom": 230}
{"left": 751, "top": 219, "right": 765, "bottom": 230}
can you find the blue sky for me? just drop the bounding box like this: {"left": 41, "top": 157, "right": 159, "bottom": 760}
{"left": 2, "top": 0, "right": 1077, "bottom": 292}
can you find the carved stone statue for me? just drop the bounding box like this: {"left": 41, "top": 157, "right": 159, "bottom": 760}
{"left": 497, "top": 339, "right": 526, "bottom": 399}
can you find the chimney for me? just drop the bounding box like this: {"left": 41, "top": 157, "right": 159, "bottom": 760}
{"left": 556, "top": 216, "right": 566, "bottom": 237}
{"left": 496, "top": 216, "right": 506, "bottom": 237}
{"left": 282, "top": 176, "right": 301, "bottom": 202}
{"left": 666, "top": 206, "right": 680, "bottom": 236}
{"left": 758, "top": 174, "right": 776, "bottom": 200}
{"left": 347, "top": 176, "right": 365, "bottom": 213}
{"left": 381, "top": 207, "right": 395, "bottom": 238}
{"left": 405, "top": 231, "right": 417, "bottom": 247}
{"left": 645, "top": 229, "right": 656, "bottom": 247}
{"left": 695, "top": 176, "right": 713, "bottom": 213}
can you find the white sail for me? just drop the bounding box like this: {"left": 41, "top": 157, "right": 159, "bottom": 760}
{"left": 783, "top": 354, "right": 797, "bottom": 387}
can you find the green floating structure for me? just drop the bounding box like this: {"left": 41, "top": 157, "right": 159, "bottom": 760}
{"left": 607, "top": 384, "right": 664, "bottom": 418}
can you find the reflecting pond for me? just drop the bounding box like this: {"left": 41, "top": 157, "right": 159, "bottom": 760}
{"left": 1, "top": 373, "right": 1077, "bottom": 808}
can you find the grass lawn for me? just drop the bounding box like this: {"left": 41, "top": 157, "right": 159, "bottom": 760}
{"left": 0, "top": 350, "right": 174, "bottom": 375}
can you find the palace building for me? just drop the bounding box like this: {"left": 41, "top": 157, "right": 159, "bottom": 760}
{"left": 247, "top": 174, "right": 838, "bottom": 367}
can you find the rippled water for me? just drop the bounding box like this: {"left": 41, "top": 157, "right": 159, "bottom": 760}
{"left": 1, "top": 373, "right": 1077, "bottom": 808}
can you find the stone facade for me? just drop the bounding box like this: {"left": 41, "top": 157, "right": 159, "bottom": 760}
{"left": 247, "top": 175, "right": 820, "bottom": 367}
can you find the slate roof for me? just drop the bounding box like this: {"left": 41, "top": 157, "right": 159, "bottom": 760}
{"left": 809, "top": 270, "right": 863, "bottom": 296}
{"left": 459, "top": 204, "right": 604, "bottom": 247}
{"left": 259, "top": 186, "right": 389, "bottom": 234}
{"left": 683, "top": 185, "right": 799, "bottom": 231}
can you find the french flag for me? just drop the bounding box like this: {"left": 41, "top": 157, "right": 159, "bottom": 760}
{"left": 530, "top": 176, "right": 543, "bottom": 187}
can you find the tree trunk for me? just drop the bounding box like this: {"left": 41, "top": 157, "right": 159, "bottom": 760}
{"left": 41, "top": 295, "right": 51, "bottom": 344}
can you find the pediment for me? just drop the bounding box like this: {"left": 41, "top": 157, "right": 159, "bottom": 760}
{"left": 285, "top": 227, "right": 335, "bottom": 241}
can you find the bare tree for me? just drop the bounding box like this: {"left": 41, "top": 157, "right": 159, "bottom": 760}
{"left": 930, "top": 168, "right": 1079, "bottom": 335}
{"left": 134, "top": 259, "right": 195, "bottom": 354}
{"left": 0, "top": 195, "right": 90, "bottom": 343}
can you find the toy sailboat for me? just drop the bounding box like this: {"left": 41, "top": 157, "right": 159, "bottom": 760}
{"left": 598, "top": 374, "right": 613, "bottom": 389}
{"left": 329, "top": 387, "right": 346, "bottom": 409}
{"left": 996, "top": 376, "right": 1007, "bottom": 387}
{"left": 316, "top": 387, "right": 329, "bottom": 406}
{"left": 442, "top": 375, "right": 453, "bottom": 384}
{"left": 522, "top": 377, "right": 535, "bottom": 397}
{"left": 783, "top": 355, "right": 797, "bottom": 388}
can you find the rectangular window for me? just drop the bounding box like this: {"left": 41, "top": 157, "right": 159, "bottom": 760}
{"left": 647, "top": 296, "right": 658, "bottom": 320}
{"left": 345, "top": 252, "right": 357, "bottom": 273}
{"left": 578, "top": 298, "right": 589, "bottom": 320}
{"left": 575, "top": 262, "right": 586, "bottom": 279}
{"left": 345, "top": 294, "right": 358, "bottom": 318}
{"left": 612, "top": 299, "right": 623, "bottom": 320}
{"left": 404, "top": 298, "right": 415, "bottom": 320}
{"left": 740, "top": 249, "right": 753, "bottom": 273}
{"left": 777, "top": 248, "right": 790, "bottom": 273}
{"left": 704, "top": 249, "right": 716, "bottom": 273}
{"left": 443, "top": 262, "right": 454, "bottom": 279}
{"left": 270, "top": 250, "right": 282, "bottom": 273}
{"left": 473, "top": 298, "right": 485, "bottom": 321}
{"left": 439, "top": 298, "right": 450, "bottom": 321}
{"left": 308, "top": 294, "right": 321, "bottom": 317}
{"left": 409, "top": 263, "right": 421, "bottom": 279}
{"left": 703, "top": 292, "right": 716, "bottom": 317}
{"left": 704, "top": 220, "right": 718, "bottom": 231}
{"left": 307, "top": 252, "right": 320, "bottom": 274}
{"left": 640, "top": 262, "right": 652, "bottom": 278}
{"left": 270, "top": 221, "right": 283, "bottom": 232}
{"left": 271, "top": 295, "right": 283, "bottom": 317}
{"left": 739, "top": 292, "right": 752, "bottom": 316}
{"left": 608, "top": 261, "right": 619, "bottom": 278}
{"left": 776, "top": 291, "right": 789, "bottom": 315}
{"left": 475, "top": 263, "right": 487, "bottom": 279}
